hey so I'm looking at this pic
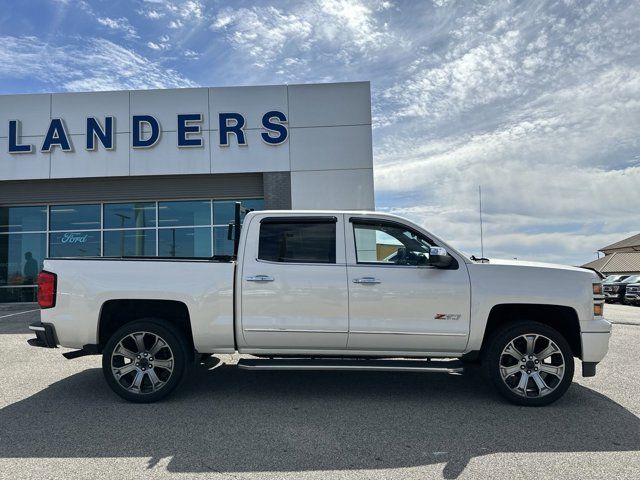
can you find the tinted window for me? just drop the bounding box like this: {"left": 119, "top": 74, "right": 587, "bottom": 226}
{"left": 158, "top": 201, "right": 211, "bottom": 227}
{"left": 0, "top": 206, "right": 47, "bottom": 233}
{"left": 104, "top": 203, "right": 156, "bottom": 229}
{"left": 50, "top": 204, "right": 100, "bottom": 231}
{"left": 258, "top": 221, "right": 336, "bottom": 264}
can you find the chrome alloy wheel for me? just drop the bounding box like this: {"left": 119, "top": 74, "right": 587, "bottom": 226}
{"left": 110, "top": 331, "right": 175, "bottom": 394}
{"left": 499, "top": 333, "right": 565, "bottom": 398}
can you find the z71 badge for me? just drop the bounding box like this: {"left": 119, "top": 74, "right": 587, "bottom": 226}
{"left": 434, "top": 313, "right": 461, "bottom": 321}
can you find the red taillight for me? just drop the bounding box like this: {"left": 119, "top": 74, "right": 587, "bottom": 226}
{"left": 37, "top": 271, "right": 57, "bottom": 309}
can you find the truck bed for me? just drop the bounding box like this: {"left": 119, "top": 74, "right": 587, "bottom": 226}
{"left": 40, "top": 258, "right": 236, "bottom": 352}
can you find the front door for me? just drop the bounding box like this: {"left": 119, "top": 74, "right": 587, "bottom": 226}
{"left": 240, "top": 214, "right": 349, "bottom": 350}
{"left": 346, "top": 217, "right": 471, "bottom": 353}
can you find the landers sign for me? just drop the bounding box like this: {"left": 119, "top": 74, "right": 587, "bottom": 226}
{"left": 6, "top": 111, "right": 288, "bottom": 154}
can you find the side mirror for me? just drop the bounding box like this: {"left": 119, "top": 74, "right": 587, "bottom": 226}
{"left": 429, "top": 246, "right": 453, "bottom": 268}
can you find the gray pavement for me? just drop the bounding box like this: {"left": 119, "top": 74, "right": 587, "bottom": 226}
{"left": 0, "top": 305, "right": 639, "bottom": 479}
{"left": 604, "top": 302, "right": 640, "bottom": 326}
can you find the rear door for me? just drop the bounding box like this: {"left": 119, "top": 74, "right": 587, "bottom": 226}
{"left": 346, "top": 216, "right": 471, "bottom": 353}
{"left": 239, "top": 213, "right": 349, "bottom": 350}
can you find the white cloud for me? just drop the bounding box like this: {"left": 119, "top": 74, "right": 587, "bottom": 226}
{"left": 139, "top": 9, "right": 164, "bottom": 19}
{"left": 211, "top": 0, "right": 397, "bottom": 69}
{"left": 137, "top": 0, "right": 204, "bottom": 28}
{"left": 211, "top": 6, "right": 313, "bottom": 68}
{"left": 96, "top": 16, "right": 138, "bottom": 39}
{"left": 179, "top": 0, "right": 203, "bottom": 20}
{"left": 316, "top": 0, "right": 393, "bottom": 52}
{"left": 384, "top": 29, "right": 523, "bottom": 121}
{"left": 184, "top": 49, "right": 199, "bottom": 59}
{"left": 0, "top": 35, "right": 197, "bottom": 91}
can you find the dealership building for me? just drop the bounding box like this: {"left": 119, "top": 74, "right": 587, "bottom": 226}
{"left": 0, "top": 81, "right": 374, "bottom": 302}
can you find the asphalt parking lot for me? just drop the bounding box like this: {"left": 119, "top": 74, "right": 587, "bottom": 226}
{"left": 0, "top": 303, "right": 639, "bottom": 480}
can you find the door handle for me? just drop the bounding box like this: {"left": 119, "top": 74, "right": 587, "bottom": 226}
{"left": 353, "top": 277, "right": 381, "bottom": 284}
{"left": 246, "top": 275, "right": 275, "bottom": 282}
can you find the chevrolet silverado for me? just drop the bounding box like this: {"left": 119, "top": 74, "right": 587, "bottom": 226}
{"left": 29, "top": 206, "right": 611, "bottom": 406}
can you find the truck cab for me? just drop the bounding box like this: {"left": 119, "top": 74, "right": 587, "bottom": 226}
{"left": 238, "top": 212, "right": 469, "bottom": 354}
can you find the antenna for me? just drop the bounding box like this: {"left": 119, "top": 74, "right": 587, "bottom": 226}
{"left": 479, "top": 185, "right": 484, "bottom": 259}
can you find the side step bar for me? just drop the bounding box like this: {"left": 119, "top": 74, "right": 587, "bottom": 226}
{"left": 237, "top": 358, "right": 464, "bottom": 374}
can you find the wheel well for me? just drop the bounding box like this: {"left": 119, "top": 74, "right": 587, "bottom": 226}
{"left": 482, "top": 304, "right": 582, "bottom": 358}
{"left": 98, "top": 299, "right": 194, "bottom": 353}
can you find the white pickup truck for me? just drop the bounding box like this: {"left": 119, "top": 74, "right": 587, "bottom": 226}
{"left": 29, "top": 207, "right": 611, "bottom": 406}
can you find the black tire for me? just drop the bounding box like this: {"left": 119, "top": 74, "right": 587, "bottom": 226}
{"left": 102, "top": 318, "right": 191, "bottom": 403}
{"left": 483, "top": 321, "right": 574, "bottom": 407}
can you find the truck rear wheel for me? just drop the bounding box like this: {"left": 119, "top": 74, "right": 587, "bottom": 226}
{"left": 483, "top": 321, "right": 574, "bottom": 406}
{"left": 102, "top": 319, "right": 190, "bottom": 403}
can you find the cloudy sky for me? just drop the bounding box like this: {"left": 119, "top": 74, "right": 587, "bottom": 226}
{"left": 0, "top": 0, "right": 638, "bottom": 265}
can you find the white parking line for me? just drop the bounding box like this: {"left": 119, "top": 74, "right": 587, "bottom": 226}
{"left": 0, "top": 309, "right": 39, "bottom": 320}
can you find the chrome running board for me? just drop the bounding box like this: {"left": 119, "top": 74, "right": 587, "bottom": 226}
{"left": 236, "top": 358, "right": 464, "bottom": 374}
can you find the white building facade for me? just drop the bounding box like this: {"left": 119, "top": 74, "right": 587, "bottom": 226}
{"left": 0, "top": 81, "right": 374, "bottom": 302}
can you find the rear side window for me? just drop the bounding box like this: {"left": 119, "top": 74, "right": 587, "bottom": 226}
{"left": 258, "top": 220, "right": 336, "bottom": 264}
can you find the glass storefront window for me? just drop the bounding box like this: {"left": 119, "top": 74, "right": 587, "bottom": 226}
{"left": 104, "top": 230, "right": 156, "bottom": 257}
{"left": 104, "top": 203, "right": 156, "bottom": 229}
{"left": 213, "top": 199, "right": 264, "bottom": 226}
{"left": 50, "top": 204, "right": 101, "bottom": 231}
{"left": 0, "top": 232, "right": 46, "bottom": 303}
{"left": 213, "top": 226, "right": 234, "bottom": 256}
{"left": 158, "top": 227, "right": 211, "bottom": 257}
{"left": 0, "top": 233, "right": 46, "bottom": 286}
{"left": 0, "top": 206, "right": 47, "bottom": 233}
{"left": 158, "top": 201, "right": 211, "bottom": 227}
{"left": 49, "top": 231, "right": 101, "bottom": 257}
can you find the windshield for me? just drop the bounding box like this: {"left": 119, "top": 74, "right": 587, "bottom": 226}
{"left": 623, "top": 275, "right": 640, "bottom": 283}
{"left": 604, "top": 275, "right": 621, "bottom": 283}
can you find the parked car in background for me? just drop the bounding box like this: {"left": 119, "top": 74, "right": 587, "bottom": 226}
{"left": 624, "top": 278, "right": 640, "bottom": 306}
{"left": 603, "top": 275, "right": 640, "bottom": 303}
{"left": 603, "top": 274, "right": 630, "bottom": 284}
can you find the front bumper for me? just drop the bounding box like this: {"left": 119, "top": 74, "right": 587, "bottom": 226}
{"left": 579, "top": 317, "right": 612, "bottom": 377}
{"left": 28, "top": 322, "right": 58, "bottom": 348}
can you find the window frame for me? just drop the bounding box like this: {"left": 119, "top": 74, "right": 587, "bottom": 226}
{"left": 350, "top": 217, "right": 438, "bottom": 268}
{"left": 256, "top": 216, "right": 339, "bottom": 265}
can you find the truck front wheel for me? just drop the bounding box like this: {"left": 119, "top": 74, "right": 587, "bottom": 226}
{"left": 483, "top": 321, "right": 575, "bottom": 406}
{"left": 102, "top": 319, "right": 190, "bottom": 403}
